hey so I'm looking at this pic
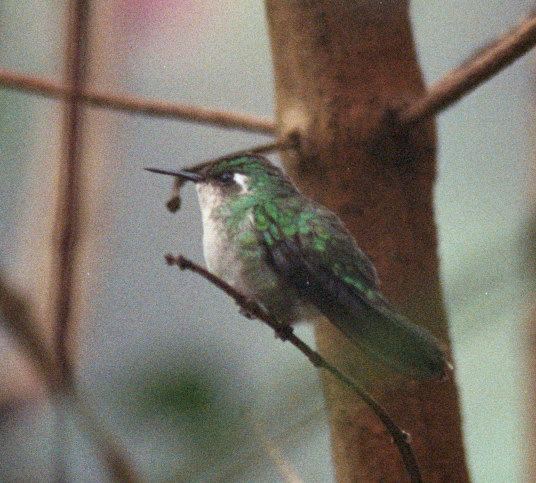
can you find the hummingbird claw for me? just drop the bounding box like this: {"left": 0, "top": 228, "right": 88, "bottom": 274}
{"left": 238, "top": 297, "right": 258, "bottom": 319}
{"left": 274, "top": 324, "right": 293, "bottom": 341}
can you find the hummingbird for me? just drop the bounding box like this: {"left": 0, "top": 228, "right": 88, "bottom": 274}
{"left": 146, "top": 154, "right": 449, "bottom": 380}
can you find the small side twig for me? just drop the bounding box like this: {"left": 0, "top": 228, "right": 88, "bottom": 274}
{"left": 0, "top": 67, "right": 276, "bottom": 135}
{"left": 166, "top": 254, "right": 422, "bottom": 483}
{"left": 189, "top": 137, "right": 300, "bottom": 169}
{"left": 165, "top": 138, "right": 299, "bottom": 213}
{"left": 217, "top": 137, "right": 299, "bottom": 159}
{"left": 401, "top": 11, "right": 536, "bottom": 124}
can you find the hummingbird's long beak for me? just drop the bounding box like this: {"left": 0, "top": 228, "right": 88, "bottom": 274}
{"left": 144, "top": 167, "right": 203, "bottom": 183}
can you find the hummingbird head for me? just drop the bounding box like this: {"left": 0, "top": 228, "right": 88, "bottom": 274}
{"left": 146, "top": 154, "right": 296, "bottom": 209}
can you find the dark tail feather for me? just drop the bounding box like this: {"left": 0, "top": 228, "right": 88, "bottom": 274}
{"left": 337, "top": 301, "right": 449, "bottom": 380}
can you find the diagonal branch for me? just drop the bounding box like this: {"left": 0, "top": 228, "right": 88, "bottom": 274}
{"left": 0, "top": 10, "right": 534, "bottom": 135}
{"left": 401, "top": 11, "right": 536, "bottom": 124}
{"left": 0, "top": 271, "right": 141, "bottom": 483}
{"left": 0, "top": 67, "right": 276, "bottom": 134}
{"left": 0, "top": 276, "right": 60, "bottom": 388}
{"left": 165, "top": 254, "right": 422, "bottom": 483}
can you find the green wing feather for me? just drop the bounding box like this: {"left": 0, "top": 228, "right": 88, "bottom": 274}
{"left": 254, "top": 198, "right": 447, "bottom": 380}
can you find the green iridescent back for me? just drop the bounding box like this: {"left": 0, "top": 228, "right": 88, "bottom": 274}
{"left": 212, "top": 155, "right": 379, "bottom": 295}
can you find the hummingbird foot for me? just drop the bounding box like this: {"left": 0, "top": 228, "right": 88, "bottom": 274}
{"left": 273, "top": 323, "right": 293, "bottom": 341}
{"left": 238, "top": 296, "right": 260, "bottom": 319}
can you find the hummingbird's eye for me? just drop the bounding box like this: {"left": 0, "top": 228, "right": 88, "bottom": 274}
{"left": 218, "top": 172, "right": 234, "bottom": 183}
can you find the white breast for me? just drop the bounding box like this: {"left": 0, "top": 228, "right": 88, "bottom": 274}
{"left": 194, "top": 182, "right": 315, "bottom": 323}
{"left": 195, "top": 183, "right": 242, "bottom": 281}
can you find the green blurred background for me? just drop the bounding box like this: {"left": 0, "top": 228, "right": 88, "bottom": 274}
{"left": 0, "top": 1, "right": 534, "bottom": 481}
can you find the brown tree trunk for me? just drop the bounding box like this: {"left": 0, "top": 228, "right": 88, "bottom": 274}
{"left": 265, "top": 1, "right": 469, "bottom": 481}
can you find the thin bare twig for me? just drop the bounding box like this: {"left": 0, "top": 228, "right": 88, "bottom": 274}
{"left": 53, "top": 1, "right": 90, "bottom": 479}
{"left": 214, "top": 405, "right": 324, "bottom": 483}
{"left": 164, "top": 139, "right": 298, "bottom": 213}
{"left": 55, "top": 0, "right": 88, "bottom": 388}
{"left": 189, "top": 137, "right": 300, "bottom": 169}
{"left": 166, "top": 254, "right": 422, "bottom": 483}
{"left": 0, "top": 271, "right": 141, "bottom": 483}
{"left": 0, "top": 67, "right": 276, "bottom": 134}
{"left": 215, "top": 138, "right": 298, "bottom": 158}
{"left": 401, "top": 11, "right": 536, "bottom": 124}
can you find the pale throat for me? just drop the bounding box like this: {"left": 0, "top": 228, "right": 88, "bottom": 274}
{"left": 195, "top": 183, "right": 226, "bottom": 228}
{"left": 195, "top": 180, "right": 254, "bottom": 276}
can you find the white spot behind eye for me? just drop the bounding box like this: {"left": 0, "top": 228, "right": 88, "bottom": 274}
{"left": 233, "top": 173, "right": 250, "bottom": 193}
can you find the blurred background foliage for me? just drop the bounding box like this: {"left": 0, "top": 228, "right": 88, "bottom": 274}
{"left": 0, "top": 1, "right": 534, "bottom": 482}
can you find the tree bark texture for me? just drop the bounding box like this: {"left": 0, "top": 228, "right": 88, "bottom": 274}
{"left": 266, "top": 1, "right": 469, "bottom": 481}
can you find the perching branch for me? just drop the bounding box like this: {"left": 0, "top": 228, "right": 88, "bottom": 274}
{"left": 165, "top": 254, "right": 422, "bottom": 483}
{"left": 0, "top": 67, "right": 276, "bottom": 135}
{"left": 401, "top": 11, "right": 536, "bottom": 124}
{"left": 0, "top": 271, "right": 140, "bottom": 483}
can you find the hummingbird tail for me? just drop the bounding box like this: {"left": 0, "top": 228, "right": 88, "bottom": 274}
{"left": 339, "top": 300, "right": 449, "bottom": 380}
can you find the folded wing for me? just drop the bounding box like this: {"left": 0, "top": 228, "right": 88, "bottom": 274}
{"left": 258, "top": 201, "right": 447, "bottom": 380}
